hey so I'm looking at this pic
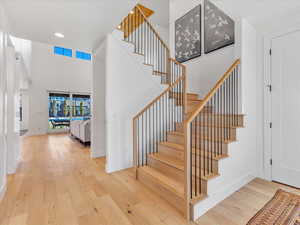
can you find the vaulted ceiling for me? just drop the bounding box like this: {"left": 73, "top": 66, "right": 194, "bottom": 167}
{"left": 2, "top": 0, "right": 170, "bottom": 51}
{"left": 3, "top": 0, "right": 298, "bottom": 51}
{"left": 2, "top": 0, "right": 138, "bottom": 51}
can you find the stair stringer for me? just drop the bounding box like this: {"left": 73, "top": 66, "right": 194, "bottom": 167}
{"left": 105, "top": 32, "right": 168, "bottom": 173}
{"left": 192, "top": 117, "right": 256, "bottom": 221}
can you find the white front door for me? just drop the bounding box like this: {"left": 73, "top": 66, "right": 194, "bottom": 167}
{"left": 271, "top": 30, "right": 300, "bottom": 188}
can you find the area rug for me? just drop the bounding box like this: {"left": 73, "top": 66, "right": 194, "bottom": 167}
{"left": 247, "top": 189, "right": 300, "bottom": 225}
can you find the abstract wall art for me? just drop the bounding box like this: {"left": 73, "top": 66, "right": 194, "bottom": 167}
{"left": 204, "top": 0, "right": 235, "bottom": 54}
{"left": 175, "top": 5, "right": 201, "bottom": 63}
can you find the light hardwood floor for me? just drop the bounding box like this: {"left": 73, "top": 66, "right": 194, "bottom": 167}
{"left": 0, "top": 134, "right": 299, "bottom": 225}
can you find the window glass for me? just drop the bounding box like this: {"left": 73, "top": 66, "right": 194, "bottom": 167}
{"left": 76, "top": 51, "right": 91, "bottom": 61}
{"left": 63, "top": 48, "right": 72, "bottom": 57}
{"left": 54, "top": 46, "right": 64, "bottom": 55}
{"left": 48, "top": 93, "right": 72, "bottom": 130}
{"left": 54, "top": 46, "right": 72, "bottom": 57}
{"left": 72, "top": 94, "right": 91, "bottom": 119}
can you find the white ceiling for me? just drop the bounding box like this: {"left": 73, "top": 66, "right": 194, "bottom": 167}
{"left": 2, "top": 0, "right": 138, "bottom": 51}
{"left": 212, "top": 0, "right": 300, "bottom": 34}
{"left": 4, "top": 0, "right": 299, "bottom": 51}
{"left": 139, "top": 0, "right": 169, "bottom": 28}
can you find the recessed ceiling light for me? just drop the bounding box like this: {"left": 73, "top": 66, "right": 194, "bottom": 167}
{"left": 54, "top": 32, "right": 64, "bottom": 38}
{"left": 130, "top": 10, "right": 134, "bottom": 14}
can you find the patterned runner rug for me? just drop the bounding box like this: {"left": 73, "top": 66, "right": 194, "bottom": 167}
{"left": 247, "top": 189, "right": 300, "bottom": 225}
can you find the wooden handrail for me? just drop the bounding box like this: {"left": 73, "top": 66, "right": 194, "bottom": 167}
{"left": 184, "top": 59, "right": 241, "bottom": 124}
{"left": 133, "top": 76, "right": 185, "bottom": 120}
{"left": 128, "top": 3, "right": 189, "bottom": 219}
{"left": 121, "top": 4, "right": 184, "bottom": 86}
{"left": 169, "top": 58, "right": 186, "bottom": 67}
{"left": 136, "top": 5, "right": 170, "bottom": 52}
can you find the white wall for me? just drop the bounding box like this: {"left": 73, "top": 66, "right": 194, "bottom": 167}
{"left": 170, "top": 0, "right": 241, "bottom": 98}
{"left": 153, "top": 24, "right": 169, "bottom": 46}
{"left": 139, "top": 0, "right": 169, "bottom": 29}
{"left": 91, "top": 41, "right": 106, "bottom": 158}
{"left": 0, "top": 2, "right": 9, "bottom": 201}
{"left": 10, "top": 38, "right": 32, "bottom": 132}
{"left": 193, "top": 18, "right": 261, "bottom": 221}
{"left": 5, "top": 46, "right": 21, "bottom": 175}
{"left": 255, "top": 32, "right": 265, "bottom": 179}
{"left": 96, "top": 32, "right": 166, "bottom": 172}
{"left": 20, "top": 90, "right": 29, "bottom": 131}
{"left": 27, "top": 41, "right": 92, "bottom": 136}
{"left": 10, "top": 37, "right": 31, "bottom": 78}
{"left": 169, "top": 1, "right": 263, "bottom": 219}
{"left": 0, "top": 8, "right": 30, "bottom": 200}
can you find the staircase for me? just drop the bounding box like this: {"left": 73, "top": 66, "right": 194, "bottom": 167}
{"left": 118, "top": 5, "right": 244, "bottom": 220}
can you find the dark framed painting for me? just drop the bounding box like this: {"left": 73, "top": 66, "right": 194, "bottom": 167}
{"left": 175, "top": 5, "right": 201, "bottom": 63}
{"left": 204, "top": 0, "right": 235, "bottom": 54}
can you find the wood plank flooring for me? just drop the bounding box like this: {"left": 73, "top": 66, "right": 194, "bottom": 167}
{"left": 0, "top": 134, "right": 298, "bottom": 225}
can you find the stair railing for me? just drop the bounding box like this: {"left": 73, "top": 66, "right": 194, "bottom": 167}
{"left": 119, "top": 5, "right": 179, "bottom": 85}
{"left": 120, "top": 4, "right": 187, "bottom": 174}
{"left": 183, "top": 59, "right": 241, "bottom": 218}
{"left": 133, "top": 75, "right": 186, "bottom": 172}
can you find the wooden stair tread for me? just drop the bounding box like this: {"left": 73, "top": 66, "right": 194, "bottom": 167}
{"left": 143, "top": 62, "right": 154, "bottom": 67}
{"left": 187, "top": 93, "right": 199, "bottom": 101}
{"left": 191, "top": 167, "right": 220, "bottom": 181}
{"left": 168, "top": 131, "right": 235, "bottom": 143}
{"left": 153, "top": 71, "right": 167, "bottom": 75}
{"left": 191, "top": 193, "right": 208, "bottom": 205}
{"left": 187, "top": 99, "right": 202, "bottom": 102}
{"left": 173, "top": 93, "right": 200, "bottom": 99}
{"left": 149, "top": 152, "right": 219, "bottom": 181}
{"left": 133, "top": 51, "right": 145, "bottom": 56}
{"left": 196, "top": 113, "right": 245, "bottom": 117}
{"left": 176, "top": 122, "right": 243, "bottom": 129}
{"left": 139, "top": 166, "right": 184, "bottom": 197}
{"left": 194, "top": 123, "right": 244, "bottom": 129}
{"left": 187, "top": 93, "right": 198, "bottom": 97}
{"left": 192, "top": 149, "right": 229, "bottom": 160}
{"left": 149, "top": 153, "right": 184, "bottom": 170}
{"left": 187, "top": 99, "right": 203, "bottom": 105}
{"left": 159, "top": 141, "right": 228, "bottom": 160}
{"left": 159, "top": 141, "right": 184, "bottom": 151}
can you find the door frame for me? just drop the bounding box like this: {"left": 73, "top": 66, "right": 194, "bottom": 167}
{"left": 263, "top": 25, "right": 300, "bottom": 181}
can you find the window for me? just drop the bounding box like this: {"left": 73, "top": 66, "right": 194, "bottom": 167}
{"left": 54, "top": 46, "right": 72, "bottom": 57}
{"left": 76, "top": 51, "right": 92, "bottom": 61}
{"left": 48, "top": 92, "right": 91, "bottom": 131}
{"left": 48, "top": 93, "right": 72, "bottom": 131}
{"left": 72, "top": 94, "right": 91, "bottom": 118}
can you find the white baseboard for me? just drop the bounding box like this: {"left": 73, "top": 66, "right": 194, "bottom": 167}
{"left": 7, "top": 162, "right": 18, "bottom": 175}
{"left": 192, "top": 174, "right": 255, "bottom": 221}
{"left": 90, "top": 151, "right": 105, "bottom": 159}
{"left": 105, "top": 163, "right": 131, "bottom": 174}
{"left": 0, "top": 184, "right": 6, "bottom": 202}
{"left": 6, "top": 154, "right": 19, "bottom": 175}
